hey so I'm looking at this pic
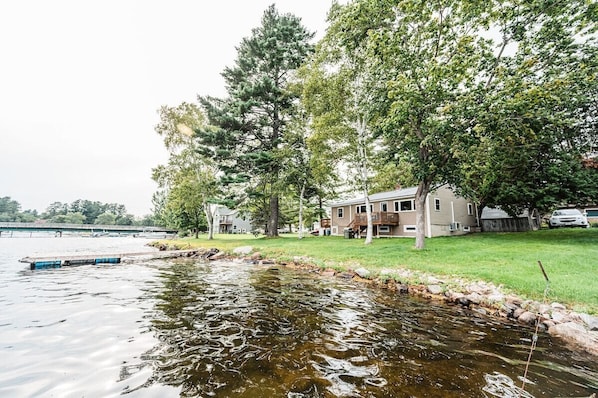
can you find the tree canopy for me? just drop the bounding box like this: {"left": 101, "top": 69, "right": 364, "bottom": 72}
{"left": 147, "top": 2, "right": 597, "bottom": 242}
{"left": 317, "top": 0, "right": 597, "bottom": 247}
{"left": 198, "top": 5, "right": 315, "bottom": 237}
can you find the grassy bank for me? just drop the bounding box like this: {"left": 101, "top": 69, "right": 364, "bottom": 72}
{"left": 164, "top": 228, "right": 598, "bottom": 314}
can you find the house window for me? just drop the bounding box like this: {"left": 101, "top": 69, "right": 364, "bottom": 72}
{"left": 337, "top": 208, "right": 344, "bottom": 218}
{"left": 395, "top": 200, "right": 414, "bottom": 212}
{"left": 381, "top": 203, "right": 388, "bottom": 212}
{"left": 434, "top": 198, "right": 441, "bottom": 212}
{"left": 403, "top": 225, "right": 417, "bottom": 232}
{"left": 379, "top": 226, "right": 390, "bottom": 233}
{"left": 356, "top": 205, "right": 373, "bottom": 213}
{"left": 467, "top": 203, "right": 474, "bottom": 216}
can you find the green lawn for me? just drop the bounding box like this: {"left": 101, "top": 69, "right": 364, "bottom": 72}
{"left": 168, "top": 228, "right": 598, "bottom": 314}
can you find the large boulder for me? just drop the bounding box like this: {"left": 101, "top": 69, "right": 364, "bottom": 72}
{"left": 549, "top": 322, "right": 598, "bottom": 356}
{"left": 427, "top": 285, "right": 443, "bottom": 295}
{"left": 354, "top": 267, "right": 371, "bottom": 279}
{"left": 233, "top": 246, "right": 253, "bottom": 255}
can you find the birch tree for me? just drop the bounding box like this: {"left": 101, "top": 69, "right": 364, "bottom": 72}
{"left": 302, "top": 2, "right": 389, "bottom": 245}
{"left": 152, "top": 102, "right": 221, "bottom": 239}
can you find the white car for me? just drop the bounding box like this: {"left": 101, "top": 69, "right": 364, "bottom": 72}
{"left": 548, "top": 209, "right": 589, "bottom": 229}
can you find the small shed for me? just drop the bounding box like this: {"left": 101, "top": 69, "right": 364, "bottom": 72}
{"left": 480, "top": 207, "right": 540, "bottom": 232}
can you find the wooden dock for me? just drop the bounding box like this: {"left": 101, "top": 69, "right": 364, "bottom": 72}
{"left": 20, "top": 249, "right": 202, "bottom": 270}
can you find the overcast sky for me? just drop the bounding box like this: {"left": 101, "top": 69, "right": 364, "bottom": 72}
{"left": 0, "top": 0, "right": 334, "bottom": 216}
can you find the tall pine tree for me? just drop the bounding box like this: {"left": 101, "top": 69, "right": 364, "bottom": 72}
{"left": 199, "top": 5, "right": 314, "bottom": 237}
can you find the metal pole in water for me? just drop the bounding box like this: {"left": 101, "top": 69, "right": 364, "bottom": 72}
{"left": 518, "top": 260, "right": 550, "bottom": 397}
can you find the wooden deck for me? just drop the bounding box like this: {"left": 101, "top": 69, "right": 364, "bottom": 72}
{"left": 20, "top": 249, "right": 201, "bottom": 270}
{"left": 350, "top": 212, "right": 399, "bottom": 228}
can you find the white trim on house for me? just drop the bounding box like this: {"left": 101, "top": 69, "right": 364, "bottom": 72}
{"left": 331, "top": 186, "right": 419, "bottom": 207}
{"left": 404, "top": 225, "right": 417, "bottom": 233}
{"left": 426, "top": 193, "right": 432, "bottom": 238}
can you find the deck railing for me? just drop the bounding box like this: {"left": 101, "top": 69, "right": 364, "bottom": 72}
{"left": 352, "top": 212, "right": 399, "bottom": 227}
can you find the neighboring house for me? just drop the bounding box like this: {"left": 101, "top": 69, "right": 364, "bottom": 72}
{"left": 329, "top": 185, "right": 477, "bottom": 238}
{"left": 480, "top": 207, "right": 540, "bottom": 232}
{"left": 214, "top": 207, "right": 253, "bottom": 234}
{"left": 584, "top": 207, "right": 598, "bottom": 225}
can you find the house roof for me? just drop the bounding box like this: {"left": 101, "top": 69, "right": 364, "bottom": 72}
{"left": 330, "top": 186, "right": 419, "bottom": 207}
{"left": 216, "top": 206, "right": 236, "bottom": 216}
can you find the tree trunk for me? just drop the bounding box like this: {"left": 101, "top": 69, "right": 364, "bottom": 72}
{"left": 363, "top": 192, "right": 373, "bottom": 245}
{"left": 204, "top": 203, "right": 216, "bottom": 240}
{"left": 298, "top": 183, "right": 305, "bottom": 239}
{"left": 268, "top": 195, "right": 279, "bottom": 237}
{"left": 357, "top": 115, "right": 373, "bottom": 245}
{"left": 477, "top": 202, "right": 486, "bottom": 232}
{"left": 414, "top": 181, "right": 431, "bottom": 250}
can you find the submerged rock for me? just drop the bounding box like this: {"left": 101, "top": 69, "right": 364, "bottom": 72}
{"left": 208, "top": 251, "right": 226, "bottom": 260}
{"left": 202, "top": 248, "right": 219, "bottom": 259}
{"left": 397, "top": 283, "right": 409, "bottom": 294}
{"left": 250, "top": 252, "right": 262, "bottom": 260}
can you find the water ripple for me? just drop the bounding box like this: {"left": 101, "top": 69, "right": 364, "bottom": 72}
{"left": 1, "top": 238, "right": 597, "bottom": 397}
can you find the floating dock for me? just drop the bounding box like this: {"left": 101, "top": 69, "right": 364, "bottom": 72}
{"left": 20, "top": 249, "right": 201, "bottom": 270}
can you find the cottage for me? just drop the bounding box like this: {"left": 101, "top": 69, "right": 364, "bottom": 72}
{"left": 329, "top": 185, "right": 477, "bottom": 238}
{"left": 215, "top": 207, "right": 253, "bottom": 234}
{"left": 583, "top": 207, "right": 598, "bottom": 225}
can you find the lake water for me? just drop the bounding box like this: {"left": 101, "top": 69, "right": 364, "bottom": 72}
{"left": 0, "top": 236, "right": 596, "bottom": 397}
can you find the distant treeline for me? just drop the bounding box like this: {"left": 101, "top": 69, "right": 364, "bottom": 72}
{"left": 0, "top": 196, "right": 156, "bottom": 226}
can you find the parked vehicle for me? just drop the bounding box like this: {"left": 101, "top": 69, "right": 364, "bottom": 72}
{"left": 548, "top": 209, "right": 590, "bottom": 229}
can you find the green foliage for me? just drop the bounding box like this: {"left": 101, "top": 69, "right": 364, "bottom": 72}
{"left": 165, "top": 174, "right": 209, "bottom": 237}
{"left": 0, "top": 196, "right": 20, "bottom": 215}
{"left": 51, "top": 212, "right": 86, "bottom": 224}
{"left": 94, "top": 212, "right": 117, "bottom": 225}
{"left": 155, "top": 102, "right": 206, "bottom": 153}
{"left": 2, "top": 198, "right": 150, "bottom": 227}
{"left": 369, "top": 161, "right": 417, "bottom": 193}
{"left": 198, "top": 5, "right": 315, "bottom": 237}
{"left": 452, "top": 0, "right": 598, "bottom": 216}
{"left": 152, "top": 101, "right": 222, "bottom": 237}
{"left": 41, "top": 199, "right": 129, "bottom": 224}
{"left": 0, "top": 196, "right": 32, "bottom": 222}
{"left": 318, "top": 0, "right": 597, "bottom": 246}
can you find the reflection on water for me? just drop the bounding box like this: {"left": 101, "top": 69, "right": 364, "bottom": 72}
{"left": 141, "top": 260, "right": 598, "bottom": 397}
{"left": 0, "top": 238, "right": 596, "bottom": 397}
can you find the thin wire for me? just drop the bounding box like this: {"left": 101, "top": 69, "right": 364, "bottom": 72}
{"left": 518, "top": 261, "right": 550, "bottom": 397}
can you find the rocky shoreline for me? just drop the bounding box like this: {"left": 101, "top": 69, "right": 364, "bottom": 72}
{"left": 152, "top": 243, "right": 598, "bottom": 358}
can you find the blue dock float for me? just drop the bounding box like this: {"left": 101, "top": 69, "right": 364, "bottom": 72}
{"left": 94, "top": 257, "right": 121, "bottom": 265}
{"left": 31, "top": 260, "right": 62, "bottom": 270}
{"left": 20, "top": 249, "right": 200, "bottom": 270}
{"left": 22, "top": 255, "right": 123, "bottom": 270}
